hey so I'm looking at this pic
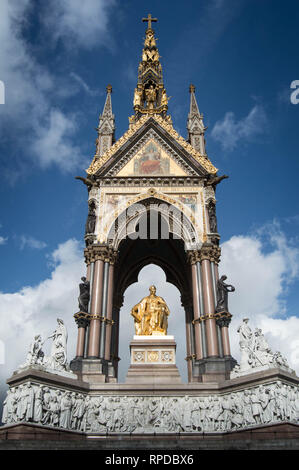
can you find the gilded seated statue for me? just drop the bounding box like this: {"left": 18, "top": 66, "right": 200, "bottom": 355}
{"left": 131, "top": 285, "right": 170, "bottom": 336}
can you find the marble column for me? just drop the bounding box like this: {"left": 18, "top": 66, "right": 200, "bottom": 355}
{"left": 87, "top": 259, "right": 104, "bottom": 358}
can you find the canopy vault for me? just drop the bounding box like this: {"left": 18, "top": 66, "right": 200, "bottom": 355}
{"left": 70, "top": 14, "right": 235, "bottom": 384}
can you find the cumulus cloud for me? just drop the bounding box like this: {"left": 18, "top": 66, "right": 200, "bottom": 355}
{"left": 211, "top": 105, "right": 267, "bottom": 151}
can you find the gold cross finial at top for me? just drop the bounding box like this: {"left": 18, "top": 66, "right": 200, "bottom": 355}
{"left": 142, "top": 13, "right": 157, "bottom": 30}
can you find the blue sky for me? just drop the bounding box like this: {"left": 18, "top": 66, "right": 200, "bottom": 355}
{"left": 0, "top": 0, "right": 299, "bottom": 389}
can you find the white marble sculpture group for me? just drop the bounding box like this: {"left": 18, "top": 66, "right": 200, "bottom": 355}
{"left": 231, "top": 318, "right": 294, "bottom": 377}
{"left": 17, "top": 318, "right": 71, "bottom": 375}
{"left": 2, "top": 380, "right": 299, "bottom": 433}
{"left": 2, "top": 317, "right": 299, "bottom": 434}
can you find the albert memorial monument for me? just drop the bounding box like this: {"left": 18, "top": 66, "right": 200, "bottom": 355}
{"left": 0, "top": 15, "right": 298, "bottom": 449}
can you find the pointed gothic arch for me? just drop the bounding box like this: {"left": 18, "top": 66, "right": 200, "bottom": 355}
{"left": 106, "top": 194, "right": 201, "bottom": 252}
{"left": 117, "top": 262, "right": 187, "bottom": 383}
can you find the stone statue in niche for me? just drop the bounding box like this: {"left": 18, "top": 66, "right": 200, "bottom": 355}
{"left": 145, "top": 85, "right": 156, "bottom": 110}
{"left": 215, "top": 275, "right": 235, "bottom": 312}
{"left": 78, "top": 276, "right": 90, "bottom": 313}
{"left": 85, "top": 200, "right": 96, "bottom": 234}
{"left": 131, "top": 285, "right": 170, "bottom": 335}
{"left": 208, "top": 201, "right": 218, "bottom": 233}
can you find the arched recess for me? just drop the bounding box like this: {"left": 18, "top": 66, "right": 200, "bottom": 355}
{"left": 109, "top": 200, "right": 196, "bottom": 382}
{"left": 117, "top": 264, "right": 187, "bottom": 383}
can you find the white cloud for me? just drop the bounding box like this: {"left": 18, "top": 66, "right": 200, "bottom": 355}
{"left": 70, "top": 72, "right": 98, "bottom": 96}
{"left": 220, "top": 223, "right": 299, "bottom": 373}
{"left": 0, "top": 236, "right": 8, "bottom": 246}
{"left": 19, "top": 235, "right": 47, "bottom": 250}
{"left": 43, "top": 0, "right": 116, "bottom": 49}
{"left": 0, "top": 239, "right": 85, "bottom": 399}
{"left": 31, "top": 109, "right": 85, "bottom": 172}
{"left": 0, "top": 0, "right": 114, "bottom": 176}
{"left": 211, "top": 105, "right": 267, "bottom": 151}
{"left": 0, "top": 0, "right": 50, "bottom": 121}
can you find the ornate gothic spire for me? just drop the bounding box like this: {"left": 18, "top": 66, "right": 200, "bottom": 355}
{"left": 95, "top": 84, "right": 115, "bottom": 156}
{"left": 187, "top": 84, "right": 207, "bottom": 155}
{"left": 131, "top": 14, "right": 170, "bottom": 123}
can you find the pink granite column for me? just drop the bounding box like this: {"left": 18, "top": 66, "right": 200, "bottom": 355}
{"left": 185, "top": 306, "right": 193, "bottom": 382}
{"left": 221, "top": 325, "right": 231, "bottom": 356}
{"left": 104, "top": 263, "right": 114, "bottom": 361}
{"left": 75, "top": 262, "right": 92, "bottom": 359}
{"left": 191, "top": 262, "right": 203, "bottom": 360}
{"left": 75, "top": 322, "right": 86, "bottom": 358}
{"left": 87, "top": 259, "right": 104, "bottom": 358}
{"left": 86, "top": 263, "right": 91, "bottom": 282}
{"left": 201, "top": 258, "right": 219, "bottom": 357}
{"left": 214, "top": 260, "right": 233, "bottom": 356}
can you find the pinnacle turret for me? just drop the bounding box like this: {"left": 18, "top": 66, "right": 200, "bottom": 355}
{"left": 95, "top": 84, "right": 115, "bottom": 156}
{"left": 130, "top": 14, "right": 169, "bottom": 123}
{"left": 187, "top": 84, "right": 206, "bottom": 155}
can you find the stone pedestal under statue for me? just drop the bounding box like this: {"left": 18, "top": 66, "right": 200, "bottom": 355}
{"left": 126, "top": 335, "right": 182, "bottom": 384}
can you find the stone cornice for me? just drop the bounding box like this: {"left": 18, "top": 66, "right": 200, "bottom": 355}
{"left": 96, "top": 176, "right": 205, "bottom": 187}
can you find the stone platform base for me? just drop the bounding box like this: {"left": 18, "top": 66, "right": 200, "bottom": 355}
{"left": 1, "top": 422, "right": 299, "bottom": 450}
{"left": 126, "top": 335, "right": 182, "bottom": 384}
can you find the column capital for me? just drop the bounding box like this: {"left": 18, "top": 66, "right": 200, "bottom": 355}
{"left": 215, "top": 311, "right": 232, "bottom": 328}
{"left": 74, "top": 311, "right": 91, "bottom": 328}
{"left": 187, "top": 244, "right": 221, "bottom": 265}
{"left": 84, "top": 245, "right": 118, "bottom": 265}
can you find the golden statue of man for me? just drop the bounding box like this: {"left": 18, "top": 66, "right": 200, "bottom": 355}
{"left": 131, "top": 285, "right": 170, "bottom": 336}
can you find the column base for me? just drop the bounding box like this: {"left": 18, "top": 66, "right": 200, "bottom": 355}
{"left": 192, "top": 356, "right": 237, "bottom": 383}
{"left": 70, "top": 358, "right": 107, "bottom": 384}
{"left": 70, "top": 357, "right": 118, "bottom": 384}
